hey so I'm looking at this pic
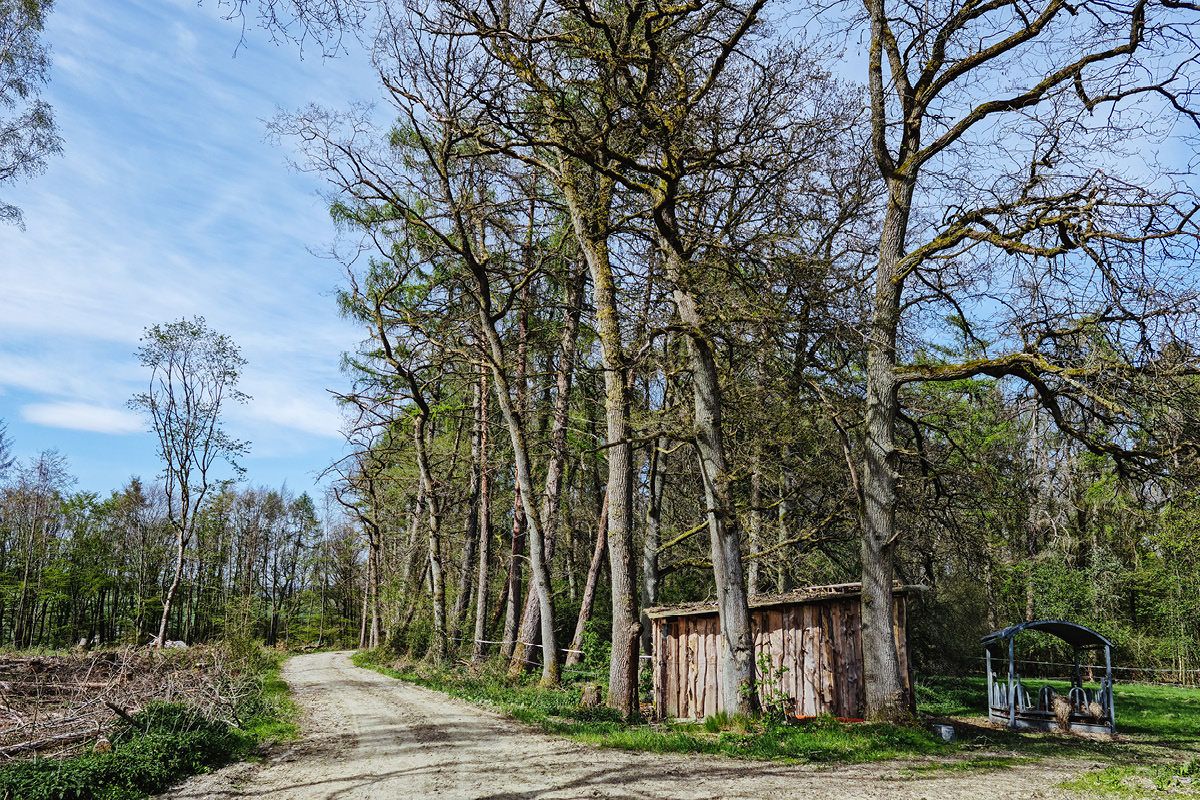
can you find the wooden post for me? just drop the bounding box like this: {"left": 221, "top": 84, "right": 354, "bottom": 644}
{"left": 1007, "top": 637, "right": 1016, "bottom": 728}
{"left": 653, "top": 619, "right": 666, "bottom": 720}
{"left": 985, "top": 647, "right": 994, "bottom": 722}
{"left": 1104, "top": 644, "right": 1116, "bottom": 731}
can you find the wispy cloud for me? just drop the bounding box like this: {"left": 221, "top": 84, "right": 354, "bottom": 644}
{"left": 22, "top": 402, "right": 144, "bottom": 435}
{"left": 0, "top": 1, "right": 375, "bottom": 489}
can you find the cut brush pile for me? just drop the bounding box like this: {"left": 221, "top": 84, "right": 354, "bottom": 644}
{"left": 0, "top": 647, "right": 258, "bottom": 761}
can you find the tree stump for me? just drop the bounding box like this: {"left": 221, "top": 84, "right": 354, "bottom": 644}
{"left": 579, "top": 683, "right": 602, "bottom": 709}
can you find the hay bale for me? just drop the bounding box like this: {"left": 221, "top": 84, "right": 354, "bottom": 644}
{"left": 1052, "top": 694, "right": 1073, "bottom": 732}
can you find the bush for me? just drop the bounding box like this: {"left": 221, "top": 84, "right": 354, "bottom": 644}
{"left": 0, "top": 703, "right": 250, "bottom": 800}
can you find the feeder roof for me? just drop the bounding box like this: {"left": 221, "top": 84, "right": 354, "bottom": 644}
{"left": 981, "top": 619, "right": 1113, "bottom": 651}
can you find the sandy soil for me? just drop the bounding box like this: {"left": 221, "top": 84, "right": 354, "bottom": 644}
{"left": 174, "top": 651, "right": 1094, "bottom": 799}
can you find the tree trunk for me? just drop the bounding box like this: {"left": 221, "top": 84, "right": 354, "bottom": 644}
{"left": 478, "top": 307, "right": 560, "bottom": 686}
{"left": 501, "top": 481, "right": 524, "bottom": 660}
{"left": 748, "top": 453, "right": 763, "bottom": 596}
{"left": 414, "top": 414, "right": 447, "bottom": 661}
{"left": 369, "top": 533, "right": 382, "bottom": 648}
{"left": 452, "top": 379, "right": 484, "bottom": 643}
{"left": 777, "top": 471, "right": 794, "bottom": 592}
{"left": 401, "top": 490, "right": 423, "bottom": 592}
{"left": 561, "top": 167, "right": 640, "bottom": 716}
{"left": 640, "top": 438, "right": 664, "bottom": 656}
{"left": 358, "top": 554, "right": 370, "bottom": 649}
{"left": 509, "top": 264, "right": 585, "bottom": 675}
{"left": 661, "top": 239, "right": 757, "bottom": 715}
{"left": 1026, "top": 409, "right": 1048, "bottom": 623}
{"left": 859, "top": 176, "right": 914, "bottom": 722}
{"left": 565, "top": 493, "right": 608, "bottom": 669}
{"left": 472, "top": 370, "right": 493, "bottom": 662}
{"left": 155, "top": 529, "right": 187, "bottom": 647}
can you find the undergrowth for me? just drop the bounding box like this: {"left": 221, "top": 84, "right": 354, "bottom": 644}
{"left": 0, "top": 648, "right": 297, "bottom": 800}
{"left": 352, "top": 648, "right": 948, "bottom": 764}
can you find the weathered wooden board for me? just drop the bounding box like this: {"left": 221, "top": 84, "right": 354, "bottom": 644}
{"left": 653, "top": 593, "right": 911, "bottom": 720}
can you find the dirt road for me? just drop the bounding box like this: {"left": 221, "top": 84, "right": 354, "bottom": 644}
{"left": 175, "top": 651, "right": 1089, "bottom": 799}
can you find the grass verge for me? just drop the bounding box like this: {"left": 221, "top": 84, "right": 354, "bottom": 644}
{"left": 0, "top": 648, "right": 298, "bottom": 800}
{"left": 1061, "top": 758, "right": 1200, "bottom": 798}
{"left": 918, "top": 675, "right": 1200, "bottom": 794}
{"left": 352, "top": 648, "right": 948, "bottom": 764}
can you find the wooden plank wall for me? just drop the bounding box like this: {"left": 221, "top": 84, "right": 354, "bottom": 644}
{"left": 654, "top": 596, "right": 910, "bottom": 720}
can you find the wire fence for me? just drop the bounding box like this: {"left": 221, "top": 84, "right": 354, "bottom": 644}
{"left": 439, "top": 635, "right": 653, "bottom": 680}
{"left": 971, "top": 655, "right": 1200, "bottom": 687}
{"left": 405, "top": 636, "right": 1200, "bottom": 687}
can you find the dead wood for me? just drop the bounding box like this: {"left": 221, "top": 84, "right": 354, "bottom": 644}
{"left": 0, "top": 645, "right": 256, "bottom": 761}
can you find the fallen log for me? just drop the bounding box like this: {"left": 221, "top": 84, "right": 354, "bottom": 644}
{"left": 0, "top": 729, "right": 95, "bottom": 757}
{"left": 104, "top": 702, "right": 143, "bottom": 730}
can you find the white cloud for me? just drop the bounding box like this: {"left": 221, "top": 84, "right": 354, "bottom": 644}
{"left": 234, "top": 374, "right": 345, "bottom": 441}
{"left": 22, "top": 402, "right": 145, "bottom": 435}
{"left": 0, "top": 0, "right": 373, "bottom": 489}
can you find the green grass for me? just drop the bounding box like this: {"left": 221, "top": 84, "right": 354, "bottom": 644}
{"left": 1061, "top": 758, "right": 1200, "bottom": 798}
{"left": 352, "top": 649, "right": 949, "bottom": 764}
{"left": 0, "top": 703, "right": 249, "bottom": 800}
{"left": 918, "top": 675, "right": 1200, "bottom": 794}
{"left": 238, "top": 652, "right": 301, "bottom": 744}
{"left": 0, "top": 648, "right": 299, "bottom": 800}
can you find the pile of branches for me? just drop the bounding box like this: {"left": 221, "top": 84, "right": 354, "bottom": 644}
{"left": 0, "top": 646, "right": 256, "bottom": 761}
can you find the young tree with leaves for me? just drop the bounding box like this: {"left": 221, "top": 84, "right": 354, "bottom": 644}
{"left": 130, "top": 316, "right": 249, "bottom": 648}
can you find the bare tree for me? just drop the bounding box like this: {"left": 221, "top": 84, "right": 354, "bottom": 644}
{"left": 850, "top": 0, "right": 1200, "bottom": 719}
{"left": 453, "top": 0, "right": 859, "bottom": 714}
{"left": 130, "top": 316, "right": 249, "bottom": 647}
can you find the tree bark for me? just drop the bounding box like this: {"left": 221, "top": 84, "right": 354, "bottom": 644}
{"left": 414, "top": 414, "right": 447, "bottom": 662}
{"left": 472, "top": 369, "right": 493, "bottom": 662}
{"left": 452, "top": 379, "right": 484, "bottom": 642}
{"left": 660, "top": 237, "right": 758, "bottom": 715}
{"left": 561, "top": 169, "right": 640, "bottom": 716}
{"left": 748, "top": 453, "right": 763, "bottom": 597}
{"left": 777, "top": 471, "right": 794, "bottom": 592}
{"left": 859, "top": 176, "right": 914, "bottom": 721}
{"left": 155, "top": 530, "right": 187, "bottom": 647}
{"left": 640, "top": 438, "right": 664, "bottom": 656}
{"left": 475, "top": 302, "right": 560, "bottom": 685}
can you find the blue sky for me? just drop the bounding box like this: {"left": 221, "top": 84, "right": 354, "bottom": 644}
{"left": 0, "top": 0, "right": 376, "bottom": 494}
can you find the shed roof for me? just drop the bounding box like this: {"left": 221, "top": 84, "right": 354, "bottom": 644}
{"left": 644, "top": 582, "right": 924, "bottom": 620}
{"left": 981, "top": 619, "right": 1113, "bottom": 651}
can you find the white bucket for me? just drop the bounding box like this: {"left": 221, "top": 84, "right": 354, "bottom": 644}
{"left": 932, "top": 723, "right": 956, "bottom": 742}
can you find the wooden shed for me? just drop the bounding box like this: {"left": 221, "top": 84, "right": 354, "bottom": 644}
{"left": 645, "top": 583, "right": 917, "bottom": 720}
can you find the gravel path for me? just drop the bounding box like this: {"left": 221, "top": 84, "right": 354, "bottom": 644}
{"left": 174, "top": 651, "right": 1092, "bottom": 799}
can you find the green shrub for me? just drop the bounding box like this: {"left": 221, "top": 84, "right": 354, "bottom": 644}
{"left": 0, "top": 703, "right": 250, "bottom": 800}
{"left": 578, "top": 620, "right": 611, "bottom": 675}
